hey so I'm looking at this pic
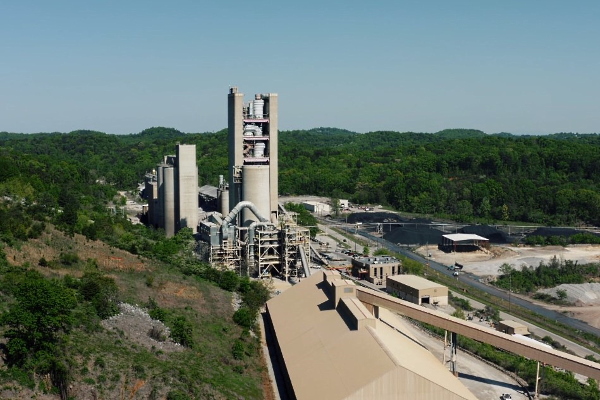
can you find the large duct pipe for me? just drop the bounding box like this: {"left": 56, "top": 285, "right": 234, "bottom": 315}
{"left": 223, "top": 201, "right": 269, "bottom": 225}
{"left": 221, "top": 201, "right": 270, "bottom": 241}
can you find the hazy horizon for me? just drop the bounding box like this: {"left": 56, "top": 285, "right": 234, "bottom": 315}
{"left": 2, "top": 1, "right": 599, "bottom": 135}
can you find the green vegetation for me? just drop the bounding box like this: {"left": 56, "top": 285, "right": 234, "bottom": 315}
{"left": 373, "top": 247, "right": 423, "bottom": 275}
{"left": 418, "top": 320, "right": 600, "bottom": 399}
{"left": 283, "top": 202, "right": 318, "bottom": 237}
{"left": 1, "top": 126, "right": 600, "bottom": 398}
{"left": 495, "top": 257, "right": 600, "bottom": 294}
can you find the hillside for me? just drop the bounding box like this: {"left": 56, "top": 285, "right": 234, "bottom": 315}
{"left": 0, "top": 225, "right": 271, "bottom": 399}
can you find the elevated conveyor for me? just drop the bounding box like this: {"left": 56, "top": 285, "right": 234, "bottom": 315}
{"left": 355, "top": 286, "right": 600, "bottom": 380}
{"left": 299, "top": 246, "right": 311, "bottom": 278}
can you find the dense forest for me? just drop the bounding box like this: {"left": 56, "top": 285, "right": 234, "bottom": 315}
{"left": 1, "top": 126, "right": 599, "bottom": 228}
{"left": 1, "top": 126, "right": 600, "bottom": 398}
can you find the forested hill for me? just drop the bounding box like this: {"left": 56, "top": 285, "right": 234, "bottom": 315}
{"left": 1, "top": 127, "right": 599, "bottom": 226}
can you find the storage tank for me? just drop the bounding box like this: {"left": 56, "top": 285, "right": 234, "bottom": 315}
{"left": 242, "top": 165, "right": 270, "bottom": 225}
{"left": 254, "top": 142, "right": 266, "bottom": 157}
{"left": 163, "top": 166, "right": 175, "bottom": 237}
{"left": 253, "top": 98, "right": 264, "bottom": 118}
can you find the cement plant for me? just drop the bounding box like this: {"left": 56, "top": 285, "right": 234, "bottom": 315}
{"left": 134, "top": 88, "right": 600, "bottom": 399}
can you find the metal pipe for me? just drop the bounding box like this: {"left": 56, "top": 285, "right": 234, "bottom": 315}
{"left": 223, "top": 201, "right": 269, "bottom": 225}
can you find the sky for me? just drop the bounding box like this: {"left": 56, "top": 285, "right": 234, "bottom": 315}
{"left": 1, "top": 1, "right": 599, "bottom": 135}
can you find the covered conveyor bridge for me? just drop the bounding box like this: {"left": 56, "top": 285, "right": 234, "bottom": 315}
{"left": 355, "top": 286, "right": 600, "bottom": 380}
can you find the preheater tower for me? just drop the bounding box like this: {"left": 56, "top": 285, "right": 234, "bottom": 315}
{"left": 228, "top": 87, "right": 278, "bottom": 225}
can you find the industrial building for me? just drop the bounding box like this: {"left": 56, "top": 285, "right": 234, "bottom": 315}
{"left": 386, "top": 275, "right": 449, "bottom": 306}
{"left": 497, "top": 320, "right": 530, "bottom": 336}
{"left": 351, "top": 256, "right": 401, "bottom": 286}
{"left": 439, "top": 233, "right": 490, "bottom": 252}
{"left": 144, "top": 144, "right": 199, "bottom": 237}
{"left": 302, "top": 201, "right": 331, "bottom": 215}
{"left": 195, "top": 88, "right": 311, "bottom": 278}
{"left": 265, "top": 270, "right": 478, "bottom": 400}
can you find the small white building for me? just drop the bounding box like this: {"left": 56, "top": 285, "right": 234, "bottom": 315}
{"left": 302, "top": 201, "right": 331, "bottom": 215}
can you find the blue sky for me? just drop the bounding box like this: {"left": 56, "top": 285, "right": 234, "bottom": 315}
{"left": 2, "top": 1, "right": 599, "bottom": 135}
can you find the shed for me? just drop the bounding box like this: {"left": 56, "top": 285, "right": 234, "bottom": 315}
{"left": 498, "top": 320, "right": 530, "bottom": 335}
{"left": 386, "top": 275, "right": 448, "bottom": 306}
{"left": 440, "top": 233, "right": 490, "bottom": 252}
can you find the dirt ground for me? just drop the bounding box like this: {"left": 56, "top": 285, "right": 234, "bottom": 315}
{"left": 417, "top": 244, "right": 600, "bottom": 329}
{"left": 417, "top": 244, "right": 600, "bottom": 278}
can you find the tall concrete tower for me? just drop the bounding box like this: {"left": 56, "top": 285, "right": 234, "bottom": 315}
{"left": 175, "top": 144, "right": 199, "bottom": 233}
{"left": 228, "top": 87, "right": 278, "bottom": 225}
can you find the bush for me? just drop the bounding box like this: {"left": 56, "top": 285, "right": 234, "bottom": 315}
{"left": 233, "top": 307, "right": 255, "bottom": 329}
{"left": 170, "top": 316, "right": 194, "bottom": 348}
{"left": 167, "top": 390, "right": 191, "bottom": 400}
{"left": 232, "top": 339, "right": 245, "bottom": 360}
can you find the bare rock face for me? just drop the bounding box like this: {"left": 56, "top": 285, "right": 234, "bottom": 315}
{"left": 101, "top": 303, "right": 184, "bottom": 352}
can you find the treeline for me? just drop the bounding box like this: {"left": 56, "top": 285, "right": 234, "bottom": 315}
{"left": 2, "top": 127, "right": 600, "bottom": 227}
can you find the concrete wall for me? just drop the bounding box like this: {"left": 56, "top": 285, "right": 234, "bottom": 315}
{"left": 266, "top": 93, "right": 278, "bottom": 223}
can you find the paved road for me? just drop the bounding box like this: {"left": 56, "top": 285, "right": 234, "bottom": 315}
{"left": 355, "top": 229, "right": 600, "bottom": 340}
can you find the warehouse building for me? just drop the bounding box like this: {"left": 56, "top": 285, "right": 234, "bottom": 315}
{"left": 264, "top": 270, "right": 477, "bottom": 400}
{"left": 386, "top": 275, "right": 448, "bottom": 306}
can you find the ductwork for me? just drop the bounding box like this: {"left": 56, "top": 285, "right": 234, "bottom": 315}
{"left": 223, "top": 201, "right": 269, "bottom": 225}
{"left": 221, "top": 201, "right": 269, "bottom": 240}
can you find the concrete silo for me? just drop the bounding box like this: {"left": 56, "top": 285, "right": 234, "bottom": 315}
{"left": 163, "top": 166, "right": 176, "bottom": 238}
{"left": 175, "top": 144, "right": 198, "bottom": 233}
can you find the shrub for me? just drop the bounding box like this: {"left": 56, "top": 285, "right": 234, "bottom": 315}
{"left": 233, "top": 307, "right": 255, "bottom": 329}
{"left": 170, "top": 316, "right": 193, "bottom": 348}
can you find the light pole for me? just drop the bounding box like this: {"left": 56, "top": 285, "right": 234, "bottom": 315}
{"left": 509, "top": 271, "right": 512, "bottom": 313}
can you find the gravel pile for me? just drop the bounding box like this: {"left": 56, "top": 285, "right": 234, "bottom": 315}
{"left": 101, "top": 303, "right": 183, "bottom": 352}
{"left": 460, "top": 225, "right": 509, "bottom": 244}
{"left": 538, "top": 283, "right": 600, "bottom": 306}
{"left": 383, "top": 225, "right": 446, "bottom": 245}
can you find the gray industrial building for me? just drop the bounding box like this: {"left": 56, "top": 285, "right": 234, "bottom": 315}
{"left": 144, "top": 144, "right": 199, "bottom": 237}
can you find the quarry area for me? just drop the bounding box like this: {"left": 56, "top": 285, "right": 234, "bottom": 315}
{"left": 417, "top": 244, "right": 600, "bottom": 329}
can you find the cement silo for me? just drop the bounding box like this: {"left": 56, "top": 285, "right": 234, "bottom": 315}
{"left": 242, "top": 165, "right": 271, "bottom": 225}
{"left": 156, "top": 165, "right": 166, "bottom": 229}
{"left": 175, "top": 144, "right": 198, "bottom": 233}
{"left": 163, "top": 166, "right": 176, "bottom": 238}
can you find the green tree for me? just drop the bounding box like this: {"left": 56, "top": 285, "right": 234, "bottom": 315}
{"left": 1, "top": 271, "right": 77, "bottom": 367}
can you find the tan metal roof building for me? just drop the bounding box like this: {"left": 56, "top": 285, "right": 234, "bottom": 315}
{"left": 265, "top": 270, "right": 477, "bottom": 399}
{"left": 498, "top": 320, "right": 530, "bottom": 335}
{"left": 386, "top": 275, "right": 449, "bottom": 306}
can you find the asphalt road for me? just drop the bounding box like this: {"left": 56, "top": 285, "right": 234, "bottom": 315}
{"left": 357, "top": 230, "right": 600, "bottom": 339}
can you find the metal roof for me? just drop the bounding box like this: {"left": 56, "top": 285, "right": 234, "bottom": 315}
{"left": 387, "top": 274, "right": 447, "bottom": 291}
{"left": 442, "top": 233, "right": 489, "bottom": 242}
{"left": 266, "top": 271, "right": 477, "bottom": 399}
{"left": 199, "top": 184, "right": 218, "bottom": 199}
